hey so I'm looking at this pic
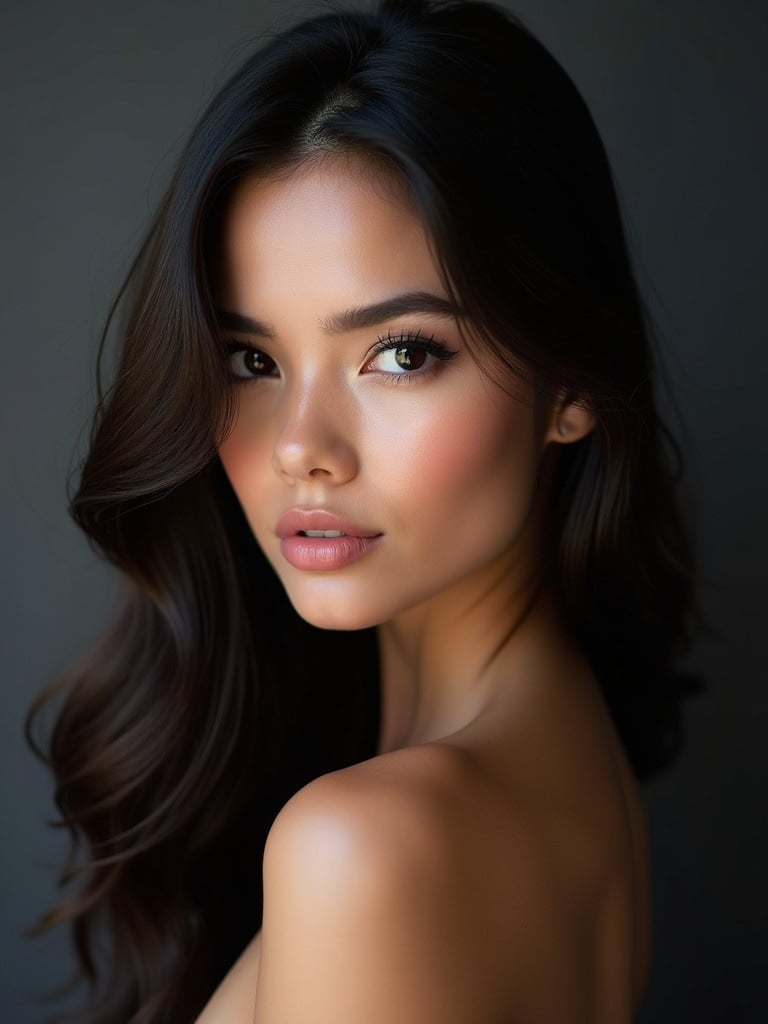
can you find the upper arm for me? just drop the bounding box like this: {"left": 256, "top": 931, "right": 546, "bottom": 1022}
{"left": 251, "top": 770, "right": 496, "bottom": 1024}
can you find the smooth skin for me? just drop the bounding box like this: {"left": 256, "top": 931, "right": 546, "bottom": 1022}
{"left": 196, "top": 153, "right": 651, "bottom": 1023}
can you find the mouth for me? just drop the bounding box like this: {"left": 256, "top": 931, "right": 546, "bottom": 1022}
{"left": 276, "top": 508, "right": 382, "bottom": 541}
{"left": 298, "top": 529, "right": 347, "bottom": 538}
{"left": 275, "top": 508, "right": 382, "bottom": 571}
{"left": 279, "top": 528, "right": 382, "bottom": 571}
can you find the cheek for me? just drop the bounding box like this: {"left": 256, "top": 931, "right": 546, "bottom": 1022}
{"left": 217, "top": 416, "right": 269, "bottom": 511}
{"left": 367, "top": 390, "right": 539, "bottom": 531}
{"left": 217, "top": 429, "right": 249, "bottom": 491}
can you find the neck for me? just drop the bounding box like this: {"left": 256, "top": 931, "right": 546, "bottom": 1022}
{"left": 375, "top": 537, "right": 560, "bottom": 756}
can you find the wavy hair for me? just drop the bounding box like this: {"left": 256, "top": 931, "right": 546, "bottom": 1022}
{"left": 26, "top": 1, "right": 700, "bottom": 1020}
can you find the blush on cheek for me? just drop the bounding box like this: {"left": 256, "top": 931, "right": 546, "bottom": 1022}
{"left": 217, "top": 436, "right": 246, "bottom": 486}
{"left": 387, "top": 396, "right": 535, "bottom": 500}
{"left": 388, "top": 399, "right": 542, "bottom": 576}
{"left": 217, "top": 431, "right": 265, "bottom": 510}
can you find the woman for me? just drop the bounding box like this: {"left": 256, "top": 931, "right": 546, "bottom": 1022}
{"left": 27, "top": 1, "right": 697, "bottom": 1021}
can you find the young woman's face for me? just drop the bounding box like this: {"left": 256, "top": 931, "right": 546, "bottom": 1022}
{"left": 215, "top": 157, "right": 556, "bottom": 630}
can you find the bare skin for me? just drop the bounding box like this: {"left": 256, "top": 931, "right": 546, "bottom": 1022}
{"left": 196, "top": 154, "right": 651, "bottom": 1022}
{"left": 195, "top": 599, "right": 651, "bottom": 1023}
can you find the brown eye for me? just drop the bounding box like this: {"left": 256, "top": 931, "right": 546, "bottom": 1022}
{"left": 227, "top": 344, "right": 278, "bottom": 379}
{"left": 394, "top": 345, "right": 427, "bottom": 370}
{"left": 364, "top": 331, "right": 458, "bottom": 380}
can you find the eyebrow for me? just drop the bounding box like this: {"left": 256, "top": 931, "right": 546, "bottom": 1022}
{"left": 215, "top": 291, "right": 468, "bottom": 339}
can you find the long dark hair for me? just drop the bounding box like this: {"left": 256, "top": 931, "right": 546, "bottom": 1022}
{"left": 26, "top": 1, "right": 700, "bottom": 1020}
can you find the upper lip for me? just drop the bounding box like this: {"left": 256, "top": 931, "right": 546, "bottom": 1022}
{"left": 276, "top": 508, "right": 382, "bottom": 539}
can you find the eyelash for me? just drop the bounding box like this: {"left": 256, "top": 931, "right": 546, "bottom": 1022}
{"left": 366, "top": 329, "right": 458, "bottom": 386}
{"left": 224, "top": 328, "right": 458, "bottom": 386}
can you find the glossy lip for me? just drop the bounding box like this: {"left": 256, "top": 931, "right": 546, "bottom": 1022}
{"left": 276, "top": 509, "right": 383, "bottom": 572}
{"left": 275, "top": 508, "right": 382, "bottom": 540}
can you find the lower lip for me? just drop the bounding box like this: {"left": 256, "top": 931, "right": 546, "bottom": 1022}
{"left": 280, "top": 534, "right": 382, "bottom": 571}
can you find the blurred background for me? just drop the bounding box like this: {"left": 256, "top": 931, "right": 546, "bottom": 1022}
{"left": 2, "top": 0, "right": 765, "bottom": 1020}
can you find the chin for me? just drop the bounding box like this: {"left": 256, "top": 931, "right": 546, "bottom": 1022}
{"left": 282, "top": 584, "right": 386, "bottom": 632}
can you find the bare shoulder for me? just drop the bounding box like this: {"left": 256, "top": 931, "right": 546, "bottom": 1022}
{"left": 253, "top": 745, "right": 568, "bottom": 1023}
{"left": 196, "top": 735, "right": 643, "bottom": 1023}
{"left": 266, "top": 741, "right": 472, "bottom": 848}
{"left": 262, "top": 741, "right": 524, "bottom": 900}
{"left": 260, "top": 744, "right": 484, "bottom": 936}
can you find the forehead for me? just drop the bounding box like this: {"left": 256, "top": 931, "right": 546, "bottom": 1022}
{"left": 215, "top": 155, "right": 444, "bottom": 307}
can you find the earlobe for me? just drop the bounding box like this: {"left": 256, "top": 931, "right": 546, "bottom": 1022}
{"left": 545, "top": 392, "right": 596, "bottom": 446}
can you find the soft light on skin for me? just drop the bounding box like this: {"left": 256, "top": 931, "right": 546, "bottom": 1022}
{"left": 214, "top": 154, "right": 594, "bottom": 749}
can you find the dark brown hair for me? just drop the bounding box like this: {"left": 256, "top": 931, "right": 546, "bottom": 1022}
{"left": 27, "top": 1, "right": 700, "bottom": 1020}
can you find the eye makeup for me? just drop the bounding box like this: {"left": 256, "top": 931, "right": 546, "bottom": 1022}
{"left": 224, "top": 325, "right": 458, "bottom": 384}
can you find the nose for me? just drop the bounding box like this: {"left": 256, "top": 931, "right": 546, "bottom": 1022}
{"left": 272, "top": 377, "right": 359, "bottom": 486}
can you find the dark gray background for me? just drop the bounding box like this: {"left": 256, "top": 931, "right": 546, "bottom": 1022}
{"left": 2, "top": 1, "right": 765, "bottom": 1021}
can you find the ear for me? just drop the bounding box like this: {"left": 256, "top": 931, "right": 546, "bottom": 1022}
{"left": 543, "top": 390, "right": 596, "bottom": 447}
